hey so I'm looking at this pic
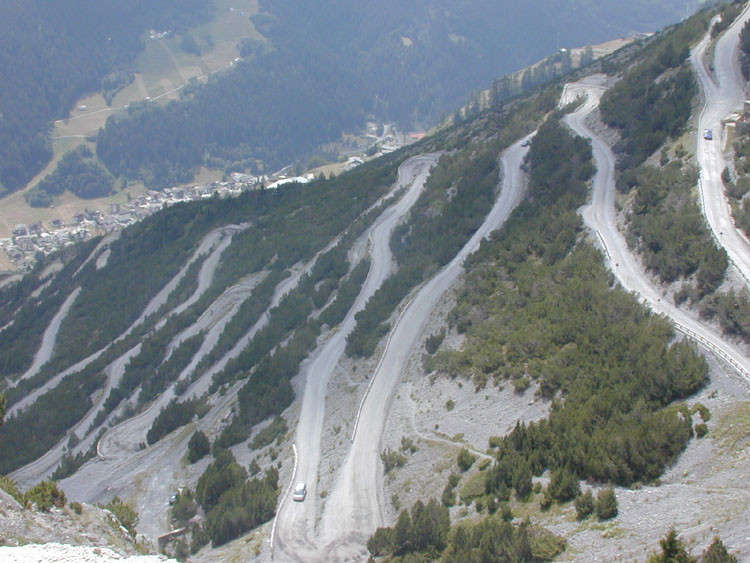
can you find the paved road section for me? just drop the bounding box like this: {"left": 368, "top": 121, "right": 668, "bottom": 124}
{"left": 691, "top": 4, "right": 750, "bottom": 285}
{"left": 273, "top": 138, "right": 531, "bottom": 561}
{"left": 562, "top": 77, "right": 750, "bottom": 385}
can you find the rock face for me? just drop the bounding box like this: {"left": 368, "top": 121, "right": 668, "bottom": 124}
{"left": 0, "top": 489, "right": 173, "bottom": 562}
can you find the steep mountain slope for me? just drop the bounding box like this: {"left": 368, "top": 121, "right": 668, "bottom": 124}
{"left": 3, "top": 2, "right": 750, "bottom": 561}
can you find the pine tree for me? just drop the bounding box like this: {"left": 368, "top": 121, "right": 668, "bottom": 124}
{"left": 393, "top": 509, "right": 412, "bottom": 555}
{"left": 575, "top": 489, "right": 595, "bottom": 520}
{"left": 595, "top": 487, "right": 618, "bottom": 520}
{"left": 701, "top": 536, "right": 738, "bottom": 563}
{"left": 187, "top": 430, "right": 211, "bottom": 463}
{"left": 649, "top": 529, "right": 696, "bottom": 563}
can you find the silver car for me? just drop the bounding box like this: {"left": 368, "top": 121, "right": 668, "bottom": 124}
{"left": 292, "top": 481, "right": 307, "bottom": 502}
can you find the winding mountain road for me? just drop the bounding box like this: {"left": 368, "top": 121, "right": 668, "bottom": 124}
{"left": 691, "top": 4, "right": 750, "bottom": 285}
{"left": 7, "top": 225, "right": 243, "bottom": 421}
{"left": 16, "top": 287, "right": 81, "bottom": 384}
{"left": 9, "top": 225, "right": 247, "bottom": 488}
{"left": 562, "top": 77, "right": 750, "bottom": 383}
{"left": 274, "top": 137, "right": 531, "bottom": 560}
{"left": 273, "top": 154, "right": 439, "bottom": 561}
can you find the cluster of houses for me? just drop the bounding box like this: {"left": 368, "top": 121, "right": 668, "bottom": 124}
{"left": 1, "top": 222, "right": 91, "bottom": 271}
{"left": 1, "top": 118, "right": 421, "bottom": 272}
{"left": 0, "top": 173, "right": 315, "bottom": 272}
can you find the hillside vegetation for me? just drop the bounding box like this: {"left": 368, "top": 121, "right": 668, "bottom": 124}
{"left": 600, "top": 5, "right": 728, "bottom": 296}
{"left": 0, "top": 152, "right": 403, "bottom": 475}
{"left": 0, "top": 0, "right": 213, "bottom": 196}
{"left": 430, "top": 115, "right": 706, "bottom": 508}
{"left": 93, "top": 0, "right": 700, "bottom": 189}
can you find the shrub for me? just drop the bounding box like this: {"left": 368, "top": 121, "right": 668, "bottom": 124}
{"left": 649, "top": 528, "right": 692, "bottom": 562}
{"left": 0, "top": 476, "right": 25, "bottom": 506}
{"left": 457, "top": 448, "right": 476, "bottom": 472}
{"left": 187, "top": 430, "right": 211, "bottom": 464}
{"left": 26, "top": 481, "right": 66, "bottom": 512}
{"left": 381, "top": 448, "right": 407, "bottom": 474}
{"left": 172, "top": 490, "right": 198, "bottom": 524}
{"left": 248, "top": 458, "right": 261, "bottom": 476}
{"left": 595, "top": 488, "right": 618, "bottom": 520}
{"left": 529, "top": 527, "right": 567, "bottom": 561}
{"left": 367, "top": 527, "right": 395, "bottom": 556}
{"left": 575, "top": 490, "right": 595, "bottom": 520}
{"left": 70, "top": 501, "right": 83, "bottom": 515}
{"left": 448, "top": 473, "right": 461, "bottom": 489}
{"left": 104, "top": 496, "right": 139, "bottom": 537}
{"left": 701, "top": 536, "right": 739, "bottom": 563}
{"left": 548, "top": 466, "right": 580, "bottom": 503}
{"left": 501, "top": 502, "right": 513, "bottom": 522}
{"left": 400, "top": 436, "right": 418, "bottom": 454}
{"left": 425, "top": 330, "right": 446, "bottom": 354}
{"left": 512, "top": 459, "right": 533, "bottom": 501}
{"left": 692, "top": 402, "right": 711, "bottom": 422}
{"left": 249, "top": 415, "right": 288, "bottom": 450}
{"left": 694, "top": 423, "right": 708, "bottom": 438}
{"left": 512, "top": 375, "right": 531, "bottom": 393}
{"left": 486, "top": 496, "right": 497, "bottom": 514}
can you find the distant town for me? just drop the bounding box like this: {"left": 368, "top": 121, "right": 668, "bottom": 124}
{"left": 1, "top": 123, "right": 420, "bottom": 272}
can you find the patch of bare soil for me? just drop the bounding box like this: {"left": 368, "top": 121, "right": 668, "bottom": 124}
{"left": 377, "top": 286, "right": 550, "bottom": 524}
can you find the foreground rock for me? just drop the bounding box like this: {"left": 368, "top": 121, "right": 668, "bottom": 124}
{"left": 0, "top": 489, "right": 172, "bottom": 562}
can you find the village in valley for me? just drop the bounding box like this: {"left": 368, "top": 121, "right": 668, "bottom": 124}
{"left": 0, "top": 122, "right": 420, "bottom": 273}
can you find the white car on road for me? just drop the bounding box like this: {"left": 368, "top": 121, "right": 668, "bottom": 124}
{"left": 292, "top": 481, "right": 307, "bottom": 502}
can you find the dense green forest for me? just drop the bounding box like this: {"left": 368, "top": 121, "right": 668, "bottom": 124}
{"left": 26, "top": 146, "right": 114, "bottom": 207}
{"left": 0, "top": 0, "right": 213, "bottom": 196}
{"left": 429, "top": 116, "right": 707, "bottom": 504}
{"left": 627, "top": 163, "right": 727, "bottom": 295}
{"left": 599, "top": 8, "right": 709, "bottom": 173}
{"left": 93, "top": 0, "right": 699, "bottom": 188}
